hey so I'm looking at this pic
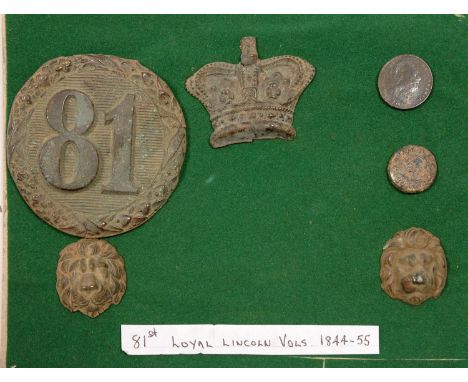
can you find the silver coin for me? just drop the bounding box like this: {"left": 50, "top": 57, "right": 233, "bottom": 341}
{"left": 378, "top": 55, "right": 433, "bottom": 110}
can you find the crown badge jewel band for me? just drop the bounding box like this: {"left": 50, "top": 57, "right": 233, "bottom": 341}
{"left": 186, "top": 37, "right": 315, "bottom": 148}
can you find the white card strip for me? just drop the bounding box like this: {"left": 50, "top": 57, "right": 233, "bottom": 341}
{"left": 121, "top": 325, "right": 379, "bottom": 355}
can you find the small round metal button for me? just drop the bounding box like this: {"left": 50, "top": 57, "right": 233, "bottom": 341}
{"left": 387, "top": 145, "right": 437, "bottom": 193}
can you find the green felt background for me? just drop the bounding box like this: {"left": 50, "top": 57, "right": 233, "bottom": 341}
{"left": 5, "top": 15, "right": 468, "bottom": 368}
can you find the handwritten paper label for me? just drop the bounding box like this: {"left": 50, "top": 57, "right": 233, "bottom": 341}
{"left": 121, "top": 325, "right": 379, "bottom": 355}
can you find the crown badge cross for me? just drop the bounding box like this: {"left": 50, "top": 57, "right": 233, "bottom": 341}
{"left": 186, "top": 37, "right": 316, "bottom": 148}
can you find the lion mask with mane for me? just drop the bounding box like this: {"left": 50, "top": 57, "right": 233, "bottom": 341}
{"left": 56, "top": 239, "right": 126, "bottom": 318}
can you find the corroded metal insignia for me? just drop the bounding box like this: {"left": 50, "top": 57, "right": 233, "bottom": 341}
{"left": 56, "top": 239, "right": 126, "bottom": 318}
{"left": 387, "top": 145, "right": 437, "bottom": 193}
{"left": 7, "top": 55, "right": 186, "bottom": 237}
{"left": 380, "top": 228, "right": 447, "bottom": 305}
{"left": 186, "top": 37, "right": 315, "bottom": 148}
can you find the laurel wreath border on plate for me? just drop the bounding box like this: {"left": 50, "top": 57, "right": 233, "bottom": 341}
{"left": 7, "top": 54, "right": 187, "bottom": 238}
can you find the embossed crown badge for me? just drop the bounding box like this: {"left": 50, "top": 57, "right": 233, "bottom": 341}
{"left": 186, "top": 37, "right": 315, "bottom": 148}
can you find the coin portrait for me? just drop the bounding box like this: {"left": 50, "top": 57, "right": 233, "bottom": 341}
{"left": 378, "top": 54, "right": 433, "bottom": 110}
{"left": 56, "top": 239, "right": 126, "bottom": 318}
{"left": 380, "top": 227, "right": 447, "bottom": 305}
{"left": 387, "top": 145, "right": 437, "bottom": 193}
{"left": 7, "top": 55, "right": 186, "bottom": 237}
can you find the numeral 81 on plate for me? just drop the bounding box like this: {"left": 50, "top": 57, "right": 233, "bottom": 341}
{"left": 39, "top": 89, "right": 138, "bottom": 194}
